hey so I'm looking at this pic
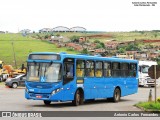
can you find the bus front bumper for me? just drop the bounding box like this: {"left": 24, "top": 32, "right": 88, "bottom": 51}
{"left": 25, "top": 91, "right": 63, "bottom": 101}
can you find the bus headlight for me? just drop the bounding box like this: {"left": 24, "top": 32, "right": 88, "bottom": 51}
{"left": 51, "top": 88, "right": 60, "bottom": 95}
{"left": 51, "top": 90, "right": 56, "bottom": 95}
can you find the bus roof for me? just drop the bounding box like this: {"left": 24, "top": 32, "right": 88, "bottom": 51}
{"left": 28, "top": 52, "right": 138, "bottom": 63}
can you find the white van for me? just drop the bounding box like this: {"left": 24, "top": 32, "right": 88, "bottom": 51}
{"left": 138, "top": 60, "right": 157, "bottom": 87}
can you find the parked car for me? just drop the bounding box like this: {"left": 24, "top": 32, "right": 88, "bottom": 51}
{"left": 5, "top": 74, "right": 26, "bottom": 88}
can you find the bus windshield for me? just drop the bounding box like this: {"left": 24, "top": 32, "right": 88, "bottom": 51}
{"left": 141, "top": 65, "right": 149, "bottom": 73}
{"left": 27, "top": 62, "right": 62, "bottom": 82}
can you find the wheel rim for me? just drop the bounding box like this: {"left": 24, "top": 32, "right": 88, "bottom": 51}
{"left": 76, "top": 91, "right": 80, "bottom": 105}
{"left": 115, "top": 89, "right": 120, "bottom": 101}
{"left": 13, "top": 83, "right": 17, "bottom": 88}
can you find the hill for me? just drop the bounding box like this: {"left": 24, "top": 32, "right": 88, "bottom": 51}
{"left": 0, "top": 33, "right": 78, "bottom": 68}
{"left": 1, "top": 31, "right": 160, "bottom": 68}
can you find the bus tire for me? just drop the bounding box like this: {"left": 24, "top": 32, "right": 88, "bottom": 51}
{"left": 72, "top": 90, "right": 84, "bottom": 106}
{"left": 113, "top": 88, "right": 121, "bottom": 102}
{"left": 44, "top": 100, "right": 51, "bottom": 105}
{"left": 108, "top": 88, "right": 121, "bottom": 102}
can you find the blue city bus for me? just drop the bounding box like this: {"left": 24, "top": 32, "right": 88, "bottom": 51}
{"left": 25, "top": 52, "right": 138, "bottom": 106}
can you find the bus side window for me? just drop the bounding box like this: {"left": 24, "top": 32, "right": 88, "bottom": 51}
{"left": 66, "top": 64, "right": 74, "bottom": 78}
{"left": 104, "top": 62, "right": 111, "bottom": 77}
{"left": 112, "top": 62, "right": 120, "bottom": 77}
{"left": 95, "top": 61, "right": 103, "bottom": 77}
{"left": 121, "top": 63, "right": 129, "bottom": 77}
{"left": 76, "top": 60, "right": 84, "bottom": 77}
{"left": 130, "top": 63, "right": 137, "bottom": 77}
{"left": 86, "top": 61, "right": 94, "bottom": 77}
{"left": 63, "top": 58, "right": 74, "bottom": 85}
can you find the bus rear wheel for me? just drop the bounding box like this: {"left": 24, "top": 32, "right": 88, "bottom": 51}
{"left": 72, "top": 90, "right": 84, "bottom": 106}
{"left": 108, "top": 88, "right": 121, "bottom": 102}
{"left": 113, "top": 88, "right": 121, "bottom": 102}
{"left": 44, "top": 100, "right": 51, "bottom": 105}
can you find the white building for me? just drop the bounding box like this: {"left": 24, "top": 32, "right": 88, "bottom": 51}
{"left": 70, "top": 26, "right": 86, "bottom": 32}
{"left": 52, "top": 26, "right": 70, "bottom": 32}
{"left": 39, "top": 28, "right": 52, "bottom": 33}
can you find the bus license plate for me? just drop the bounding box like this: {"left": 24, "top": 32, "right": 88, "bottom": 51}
{"left": 36, "top": 95, "right": 42, "bottom": 98}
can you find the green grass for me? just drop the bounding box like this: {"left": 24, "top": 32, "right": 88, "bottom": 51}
{"left": 136, "top": 102, "right": 160, "bottom": 112}
{"left": 109, "top": 32, "right": 160, "bottom": 41}
{"left": 0, "top": 82, "right": 5, "bottom": 86}
{"left": 0, "top": 33, "right": 78, "bottom": 68}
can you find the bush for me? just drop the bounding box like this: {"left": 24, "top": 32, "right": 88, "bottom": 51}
{"left": 157, "top": 97, "right": 160, "bottom": 103}
{"left": 44, "top": 35, "right": 49, "bottom": 39}
{"left": 67, "top": 48, "right": 74, "bottom": 51}
{"left": 70, "top": 35, "right": 79, "bottom": 43}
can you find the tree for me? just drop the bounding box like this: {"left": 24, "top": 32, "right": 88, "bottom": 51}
{"left": 56, "top": 33, "right": 60, "bottom": 37}
{"left": 70, "top": 36, "right": 79, "bottom": 43}
{"left": 80, "top": 48, "right": 89, "bottom": 54}
{"left": 44, "top": 35, "right": 49, "bottom": 39}
{"left": 126, "top": 43, "right": 141, "bottom": 51}
{"left": 96, "top": 44, "right": 103, "bottom": 49}
{"left": 154, "top": 33, "right": 158, "bottom": 38}
{"left": 118, "top": 48, "right": 126, "bottom": 53}
{"left": 94, "top": 40, "right": 100, "bottom": 43}
{"left": 100, "top": 42, "right": 105, "bottom": 49}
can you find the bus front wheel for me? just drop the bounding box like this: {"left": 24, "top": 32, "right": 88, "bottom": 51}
{"left": 72, "top": 90, "right": 84, "bottom": 106}
{"left": 44, "top": 100, "right": 51, "bottom": 105}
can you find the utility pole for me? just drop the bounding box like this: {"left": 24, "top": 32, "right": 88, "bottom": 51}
{"left": 154, "top": 65, "right": 157, "bottom": 103}
{"left": 11, "top": 41, "right": 17, "bottom": 69}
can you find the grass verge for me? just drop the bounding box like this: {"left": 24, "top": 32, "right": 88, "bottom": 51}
{"left": 135, "top": 102, "right": 160, "bottom": 112}
{"left": 0, "top": 82, "right": 5, "bottom": 86}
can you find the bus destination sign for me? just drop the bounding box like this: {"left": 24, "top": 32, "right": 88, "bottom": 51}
{"left": 29, "top": 54, "right": 60, "bottom": 60}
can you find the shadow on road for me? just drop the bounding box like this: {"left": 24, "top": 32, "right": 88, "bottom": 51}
{"left": 31, "top": 98, "right": 132, "bottom": 108}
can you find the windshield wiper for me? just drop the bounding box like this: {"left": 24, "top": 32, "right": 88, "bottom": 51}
{"left": 44, "top": 65, "right": 47, "bottom": 77}
{"left": 38, "top": 63, "right": 40, "bottom": 76}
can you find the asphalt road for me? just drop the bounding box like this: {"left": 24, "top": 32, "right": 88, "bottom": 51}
{"left": 0, "top": 83, "right": 160, "bottom": 112}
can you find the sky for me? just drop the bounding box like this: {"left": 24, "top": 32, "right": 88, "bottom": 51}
{"left": 0, "top": 0, "right": 160, "bottom": 32}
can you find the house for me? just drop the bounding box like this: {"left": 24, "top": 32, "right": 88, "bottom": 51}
{"left": 135, "top": 51, "right": 148, "bottom": 60}
{"left": 79, "top": 37, "right": 86, "bottom": 43}
{"left": 66, "top": 43, "right": 83, "bottom": 51}
{"left": 116, "top": 53, "right": 134, "bottom": 59}
{"left": 149, "top": 52, "right": 159, "bottom": 59}
{"left": 94, "top": 48, "right": 105, "bottom": 54}
{"left": 105, "top": 42, "right": 118, "bottom": 50}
